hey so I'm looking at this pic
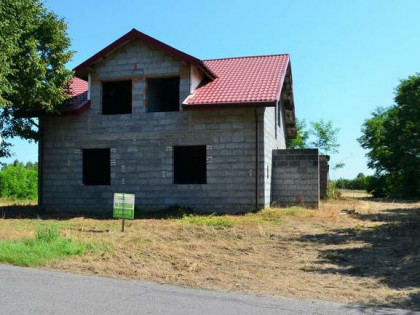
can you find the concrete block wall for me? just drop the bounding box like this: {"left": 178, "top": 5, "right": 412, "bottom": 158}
{"left": 319, "top": 155, "right": 329, "bottom": 199}
{"left": 271, "top": 149, "right": 320, "bottom": 208}
{"left": 41, "top": 109, "right": 259, "bottom": 214}
{"left": 91, "top": 40, "right": 190, "bottom": 113}
{"left": 262, "top": 106, "right": 286, "bottom": 207}
{"left": 40, "top": 38, "right": 263, "bottom": 214}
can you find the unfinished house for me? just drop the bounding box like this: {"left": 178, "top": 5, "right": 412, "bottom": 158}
{"left": 38, "top": 29, "right": 322, "bottom": 214}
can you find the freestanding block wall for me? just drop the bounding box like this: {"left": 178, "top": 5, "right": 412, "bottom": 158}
{"left": 271, "top": 149, "right": 320, "bottom": 208}
{"left": 319, "top": 155, "right": 329, "bottom": 200}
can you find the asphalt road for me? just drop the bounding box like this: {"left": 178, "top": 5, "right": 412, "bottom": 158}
{"left": 0, "top": 264, "right": 416, "bottom": 315}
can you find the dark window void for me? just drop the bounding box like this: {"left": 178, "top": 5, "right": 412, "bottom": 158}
{"left": 147, "top": 77, "right": 180, "bottom": 112}
{"left": 174, "top": 146, "right": 206, "bottom": 184}
{"left": 83, "top": 149, "right": 111, "bottom": 185}
{"left": 102, "top": 80, "right": 132, "bottom": 115}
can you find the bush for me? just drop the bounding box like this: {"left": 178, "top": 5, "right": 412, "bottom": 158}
{"left": 0, "top": 161, "right": 38, "bottom": 200}
{"left": 365, "top": 174, "right": 396, "bottom": 198}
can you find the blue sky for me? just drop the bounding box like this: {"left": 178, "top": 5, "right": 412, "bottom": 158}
{"left": 4, "top": 0, "right": 420, "bottom": 179}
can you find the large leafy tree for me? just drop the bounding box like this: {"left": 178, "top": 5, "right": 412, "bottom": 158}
{"left": 0, "top": 0, "right": 73, "bottom": 158}
{"left": 358, "top": 74, "right": 420, "bottom": 198}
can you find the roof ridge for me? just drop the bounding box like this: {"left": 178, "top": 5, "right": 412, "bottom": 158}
{"left": 73, "top": 28, "right": 217, "bottom": 80}
{"left": 203, "top": 53, "right": 289, "bottom": 61}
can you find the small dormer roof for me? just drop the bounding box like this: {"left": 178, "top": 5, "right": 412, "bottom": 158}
{"left": 73, "top": 28, "right": 216, "bottom": 80}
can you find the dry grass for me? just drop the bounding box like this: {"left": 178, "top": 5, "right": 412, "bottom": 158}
{"left": 339, "top": 189, "right": 372, "bottom": 199}
{"left": 0, "top": 197, "right": 37, "bottom": 207}
{"left": 0, "top": 193, "right": 419, "bottom": 310}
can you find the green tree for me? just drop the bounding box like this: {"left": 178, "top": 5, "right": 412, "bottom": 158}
{"left": 335, "top": 173, "right": 369, "bottom": 190}
{"left": 287, "top": 118, "right": 343, "bottom": 169}
{"left": 0, "top": 161, "right": 38, "bottom": 199}
{"left": 287, "top": 119, "right": 340, "bottom": 154}
{"left": 358, "top": 74, "right": 420, "bottom": 198}
{"left": 286, "top": 119, "right": 310, "bottom": 149}
{"left": 0, "top": 0, "right": 73, "bottom": 158}
{"left": 309, "top": 120, "right": 340, "bottom": 156}
{"left": 25, "top": 161, "right": 38, "bottom": 170}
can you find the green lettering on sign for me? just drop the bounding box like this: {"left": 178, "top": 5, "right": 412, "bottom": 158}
{"left": 113, "top": 193, "right": 135, "bottom": 219}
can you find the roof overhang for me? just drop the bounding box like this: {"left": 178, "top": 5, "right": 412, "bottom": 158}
{"left": 59, "top": 99, "right": 91, "bottom": 116}
{"left": 182, "top": 101, "right": 276, "bottom": 110}
{"left": 278, "top": 62, "right": 296, "bottom": 139}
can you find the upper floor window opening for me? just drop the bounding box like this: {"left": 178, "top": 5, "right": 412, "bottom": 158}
{"left": 102, "top": 80, "right": 132, "bottom": 115}
{"left": 147, "top": 77, "right": 180, "bottom": 112}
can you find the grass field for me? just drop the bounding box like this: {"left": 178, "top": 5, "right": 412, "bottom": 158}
{"left": 0, "top": 192, "right": 419, "bottom": 310}
{"left": 0, "top": 227, "right": 97, "bottom": 266}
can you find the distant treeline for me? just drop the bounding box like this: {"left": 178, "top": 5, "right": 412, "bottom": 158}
{"left": 334, "top": 173, "right": 370, "bottom": 191}
{"left": 333, "top": 173, "right": 402, "bottom": 198}
{"left": 0, "top": 161, "right": 38, "bottom": 200}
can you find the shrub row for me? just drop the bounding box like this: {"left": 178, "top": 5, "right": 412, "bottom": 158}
{"left": 0, "top": 161, "right": 38, "bottom": 200}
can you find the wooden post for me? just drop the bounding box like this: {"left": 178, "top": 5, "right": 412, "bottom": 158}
{"left": 121, "top": 193, "right": 125, "bottom": 232}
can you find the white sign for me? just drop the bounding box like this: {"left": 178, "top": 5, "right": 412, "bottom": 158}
{"left": 113, "top": 193, "right": 135, "bottom": 219}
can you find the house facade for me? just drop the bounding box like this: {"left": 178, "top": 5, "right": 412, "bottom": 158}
{"left": 39, "top": 29, "right": 301, "bottom": 214}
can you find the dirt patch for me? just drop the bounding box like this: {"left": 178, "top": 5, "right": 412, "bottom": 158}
{"left": 0, "top": 195, "right": 419, "bottom": 310}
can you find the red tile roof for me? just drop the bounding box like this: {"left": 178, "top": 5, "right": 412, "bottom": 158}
{"left": 72, "top": 29, "right": 291, "bottom": 109}
{"left": 69, "top": 77, "right": 88, "bottom": 98}
{"left": 60, "top": 78, "right": 90, "bottom": 115}
{"left": 65, "top": 55, "right": 291, "bottom": 114}
{"left": 183, "top": 54, "right": 289, "bottom": 107}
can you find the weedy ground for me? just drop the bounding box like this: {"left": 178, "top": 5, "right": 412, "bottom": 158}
{"left": 0, "top": 191, "right": 419, "bottom": 310}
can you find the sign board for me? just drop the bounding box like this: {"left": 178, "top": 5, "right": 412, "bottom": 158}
{"left": 113, "top": 193, "right": 135, "bottom": 220}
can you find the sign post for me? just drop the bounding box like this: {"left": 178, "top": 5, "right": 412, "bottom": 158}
{"left": 113, "top": 193, "right": 135, "bottom": 232}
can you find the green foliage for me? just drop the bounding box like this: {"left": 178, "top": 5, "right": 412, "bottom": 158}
{"left": 364, "top": 174, "right": 393, "bottom": 198}
{"left": 0, "top": 228, "right": 87, "bottom": 266}
{"left": 287, "top": 119, "right": 340, "bottom": 155}
{"left": 286, "top": 118, "right": 343, "bottom": 169}
{"left": 35, "top": 227, "right": 59, "bottom": 242}
{"left": 0, "top": 0, "right": 74, "bottom": 157}
{"left": 309, "top": 120, "right": 340, "bottom": 155}
{"left": 358, "top": 74, "right": 420, "bottom": 198}
{"left": 335, "top": 173, "right": 369, "bottom": 190}
{"left": 286, "top": 119, "right": 310, "bottom": 149}
{"left": 0, "top": 161, "right": 38, "bottom": 200}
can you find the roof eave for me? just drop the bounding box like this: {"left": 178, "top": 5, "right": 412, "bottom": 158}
{"left": 60, "top": 100, "right": 91, "bottom": 116}
{"left": 182, "top": 101, "right": 276, "bottom": 110}
{"left": 274, "top": 54, "right": 290, "bottom": 102}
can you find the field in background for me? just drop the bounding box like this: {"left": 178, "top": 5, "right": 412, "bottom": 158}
{"left": 0, "top": 193, "right": 419, "bottom": 310}
{"left": 338, "top": 189, "right": 372, "bottom": 199}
